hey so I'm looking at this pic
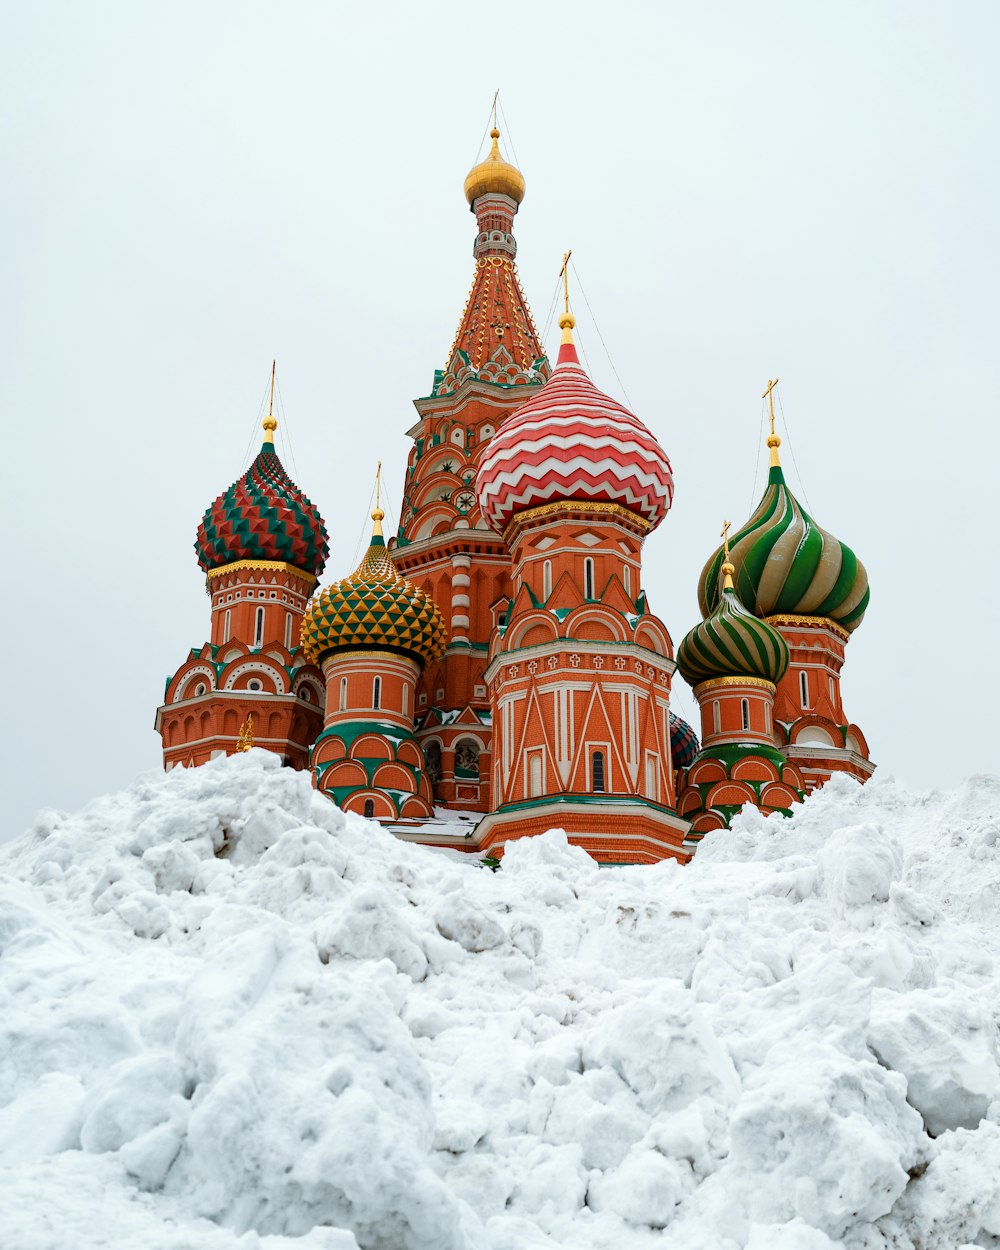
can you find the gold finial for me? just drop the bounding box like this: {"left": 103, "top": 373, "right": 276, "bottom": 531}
{"left": 371, "top": 461, "right": 384, "bottom": 537}
{"left": 762, "top": 377, "right": 781, "bottom": 467}
{"left": 558, "top": 250, "right": 576, "bottom": 343}
{"left": 262, "top": 359, "right": 278, "bottom": 443}
{"left": 236, "top": 713, "right": 254, "bottom": 752}
{"left": 491, "top": 88, "right": 499, "bottom": 132}
{"left": 720, "top": 520, "right": 735, "bottom": 590}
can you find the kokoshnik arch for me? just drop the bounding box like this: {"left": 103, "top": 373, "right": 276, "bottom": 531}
{"left": 155, "top": 126, "right": 874, "bottom": 864}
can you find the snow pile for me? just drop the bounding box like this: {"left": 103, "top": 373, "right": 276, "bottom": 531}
{"left": 1, "top": 753, "right": 999, "bottom": 1250}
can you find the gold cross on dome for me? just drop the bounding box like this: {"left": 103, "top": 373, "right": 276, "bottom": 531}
{"left": 560, "top": 250, "right": 573, "bottom": 315}
{"left": 762, "top": 377, "right": 779, "bottom": 437}
{"left": 720, "top": 519, "right": 732, "bottom": 561}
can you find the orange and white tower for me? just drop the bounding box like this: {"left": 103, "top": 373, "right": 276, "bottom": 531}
{"left": 472, "top": 278, "right": 689, "bottom": 864}
{"left": 155, "top": 366, "right": 327, "bottom": 769}
{"left": 390, "top": 125, "right": 549, "bottom": 812}
{"left": 301, "top": 484, "right": 448, "bottom": 820}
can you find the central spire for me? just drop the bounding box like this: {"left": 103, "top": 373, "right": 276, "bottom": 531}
{"left": 436, "top": 115, "right": 547, "bottom": 395}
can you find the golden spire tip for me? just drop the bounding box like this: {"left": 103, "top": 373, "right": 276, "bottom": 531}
{"left": 262, "top": 359, "right": 278, "bottom": 444}
{"left": 762, "top": 377, "right": 781, "bottom": 467}
{"left": 558, "top": 250, "right": 575, "bottom": 343}
{"left": 720, "top": 520, "right": 735, "bottom": 591}
{"left": 372, "top": 462, "right": 384, "bottom": 536}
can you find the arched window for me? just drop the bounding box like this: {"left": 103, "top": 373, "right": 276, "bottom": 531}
{"left": 424, "top": 740, "right": 442, "bottom": 784}
{"left": 455, "top": 739, "right": 480, "bottom": 780}
{"left": 741, "top": 698, "right": 750, "bottom": 730}
{"left": 829, "top": 676, "right": 836, "bottom": 702}
{"left": 254, "top": 606, "right": 265, "bottom": 647}
{"left": 592, "top": 751, "right": 606, "bottom": 793}
{"left": 712, "top": 700, "right": 721, "bottom": 734}
{"left": 800, "top": 671, "right": 810, "bottom": 709}
{"left": 402, "top": 683, "right": 409, "bottom": 717}
{"left": 339, "top": 677, "right": 347, "bottom": 711}
{"left": 542, "top": 560, "right": 552, "bottom": 599}
{"left": 363, "top": 799, "right": 375, "bottom": 819}
{"left": 284, "top": 612, "right": 293, "bottom": 648}
{"left": 584, "top": 558, "right": 595, "bottom": 600}
{"left": 623, "top": 565, "right": 631, "bottom": 595}
{"left": 223, "top": 609, "right": 232, "bottom": 643}
{"left": 528, "top": 752, "right": 543, "bottom": 797}
{"left": 764, "top": 702, "right": 771, "bottom": 735}
{"left": 372, "top": 676, "right": 381, "bottom": 709}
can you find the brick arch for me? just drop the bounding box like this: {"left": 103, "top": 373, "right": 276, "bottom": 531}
{"left": 507, "top": 613, "right": 558, "bottom": 650}
{"left": 704, "top": 781, "right": 756, "bottom": 809}
{"left": 372, "top": 762, "right": 415, "bottom": 792}
{"left": 562, "top": 606, "right": 627, "bottom": 642}
{"left": 634, "top": 619, "right": 671, "bottom": 656}
{"left": 349, "top": 734, "right": 392, "bottom": 762}
{"left": 731, "top": 757, "right": 781, "bottom": 784}
{"left": 322, "top": 759, "right": 369, "bottom": 790}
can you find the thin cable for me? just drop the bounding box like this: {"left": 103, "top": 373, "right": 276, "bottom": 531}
{"left": 570, "top": 260, "right": 634, "bottom": 408}
{"left": 349, "top": 472, "right": 383, "bottom": 567}
{"left": 471, "top": 92, "right": 496, "bottom": 166}
{"left": 496, "top": 95, "right": 521, "bottom": 170}
{"left": 539, "top": 273, "right": 564, "bottom": 353}
{"left": 776, "top": 390, "right": 814, "bottom": 514}
{"left": 749, "top": 397, "right": 766, "bottom": 511}
{"left": 573, "top": 321, "right": 595, "bottom": 377}
{"left": 240, "top": 379, "right": 272, "bottom": 472}
{"left": 273, "top": 376, "right": 302, "bottom": 483}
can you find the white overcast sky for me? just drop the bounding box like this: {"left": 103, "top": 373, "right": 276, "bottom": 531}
{"left": 3, "top": 1, "right": 998, "bottom": 839}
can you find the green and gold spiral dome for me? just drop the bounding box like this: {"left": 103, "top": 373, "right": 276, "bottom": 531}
{"left": 698, "top": 431, "right": 869, "bottom": 632}
{"left": 301, "top": 510, "right": 448, "bottom": 668}
{"left": 679, "top": 557, "right": 790, "bottom": 688}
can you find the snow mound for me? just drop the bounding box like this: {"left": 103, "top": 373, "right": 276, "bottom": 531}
{"left": 2, "top": 752, "right": 999, "bottom": 1249}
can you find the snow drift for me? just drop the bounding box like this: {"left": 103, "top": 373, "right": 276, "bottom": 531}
{"left": 1, "top": 752, "right": 999, "bottom": 1249}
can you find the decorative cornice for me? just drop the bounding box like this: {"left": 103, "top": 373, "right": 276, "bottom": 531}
{"left": 206, "top": 559, "right": 317, "bottom": 585}
{"left": 693, "top": 675, "right": 776, "bottom": 696}
{"left": 503, "top": 499, "right": 652, "bottom": 542}
{"left": 764, "top": 614, "right": 851, "bottom": 643}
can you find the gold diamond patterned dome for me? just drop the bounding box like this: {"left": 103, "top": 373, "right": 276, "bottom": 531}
{"left": 464, "top": 127, "right": 526, "bottom": 206}
{"left": 301, "top": 509, "right": 448, "bottom": 668}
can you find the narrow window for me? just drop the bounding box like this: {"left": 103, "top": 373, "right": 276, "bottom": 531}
{"left": 373, "top": 676, "right": 381, "bottom": 709}
{"left": 363, "top": 799, "right": 374, "bottom": 819}
{"left": 254, "top": 606, "right": 265, "bottom": 647}
{"left": 764, "top": 702, "right": 771, "bottom": 735}
{"left": 284, "top": 612, "right": 293, "bottom": 649}
{"left": 623, "top": 565, "right": 631, "bottom": 595}
{"left": 741, "top": 698, "right": 750, "bottom": 730}
{"left": 584, "top": 558, "right": 595, "bottom": 600}
{"left": 542, "top": 560, "right": 552, "bottom": 599}
{"left": 339, "top": 677, "right": 347, "bottom": 711}
{"left": 592, "top": 751, "right": 606, "bottom": 793}
{"left": 829, "top": 676, "right": 835, "bottom": 702}
{"left": 223, "top": 609, "right": 232, "bottom": 643}
{"left": 800, "top": 671, "right": 810, "bottom": 709}
{"left": 402, "top": 683, "right": 409, "bottom": 717}
{"left": 712, "top": 700, "right": 721, "bottom": 734}
{"left": 528, "top": 753, "right": 542, "bottom": 797}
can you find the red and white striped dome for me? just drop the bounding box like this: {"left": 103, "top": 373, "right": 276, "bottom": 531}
{"left": 475, "top": 327, "right": 674, "bottom": 533}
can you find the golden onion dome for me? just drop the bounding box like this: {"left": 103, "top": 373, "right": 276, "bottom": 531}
{"left": 301, "top": 510, "right": 448, "bottom": 669}
{"left": 464, "top": 128, "right": 526, "bottom": 206}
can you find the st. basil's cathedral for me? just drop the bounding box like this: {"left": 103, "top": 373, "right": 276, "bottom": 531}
{"left": 155, "top": 126, "right": 873, "bottom": 864}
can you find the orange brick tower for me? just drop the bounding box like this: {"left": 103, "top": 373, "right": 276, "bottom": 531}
{"left": 155, "top": 368, "right": 327, "bottom": 769}
{"left": 695, "top": 381, "right": 874, "bottom": 794}
{"left": 300, "top": 491, "right": 448, "bottom": 820}
{"left": 471, "top": 293, "right": 690, "bottom": 864}
{"left": 390, "top": 126, "right": 549, "bottom": 813}
{"left": 675, "top": 522, "right": 806, "bottom": 842}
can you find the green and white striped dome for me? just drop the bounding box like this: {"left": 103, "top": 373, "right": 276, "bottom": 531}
{"left": 698, "top": 464, "right": 869, "bottom": 632}
{"left": 678, "top": 582, "right": 789, "bottom": 688}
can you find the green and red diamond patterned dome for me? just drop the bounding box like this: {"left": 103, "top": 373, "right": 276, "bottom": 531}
{"left": 196, "top": 438, "right": 329, "bottom": 577}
